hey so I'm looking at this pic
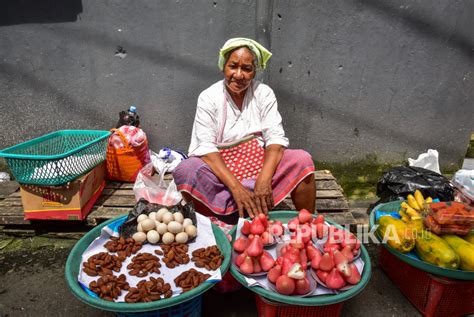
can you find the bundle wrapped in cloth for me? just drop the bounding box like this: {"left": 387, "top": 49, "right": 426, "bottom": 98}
{"left": 106, "top": 126, "right": 151, "bottom": 182}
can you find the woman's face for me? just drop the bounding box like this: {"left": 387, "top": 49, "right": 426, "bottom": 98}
{"left": 223, "top": 47, "right": 256, "bottom": 95}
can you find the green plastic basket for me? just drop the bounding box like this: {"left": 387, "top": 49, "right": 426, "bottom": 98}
{"left": 229, "top": 210, "right": 372, "bottom": 306}
{"left": 65, "top": 215, "right": 232, "bottom": 314}
{"left": 0, "top": 130, "right": 111, "bottom": 186}
{"left": 370, "top": 201, "right": 474, "bottom": 280}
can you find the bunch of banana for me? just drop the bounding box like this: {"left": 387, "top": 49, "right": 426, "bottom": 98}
{"left": 399, "top": 190, "right": 433, "bottom": 222}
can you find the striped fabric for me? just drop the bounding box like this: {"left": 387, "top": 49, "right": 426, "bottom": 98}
{"left": 173, "top": 149, "right": 315, "bottom": 216}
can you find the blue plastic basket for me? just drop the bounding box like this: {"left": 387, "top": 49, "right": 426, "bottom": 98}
{"left": 115, "top": 295, "right": 202, "bottom": 317}
{"left": 0, "top": 130, "right": 111, "bottom": 185}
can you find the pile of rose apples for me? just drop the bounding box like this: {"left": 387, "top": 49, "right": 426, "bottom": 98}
{"left": 233, "top": 210, "right": 363, "bottom": 296}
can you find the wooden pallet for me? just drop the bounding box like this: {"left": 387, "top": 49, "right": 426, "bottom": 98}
{"left": 0, "top": 170, "right": 348, "bottom": 235}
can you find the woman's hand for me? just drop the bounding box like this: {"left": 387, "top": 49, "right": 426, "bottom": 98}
{"left": 254, "top": 177, "right": 273, "bottom": 214}
{"left": 230, "top": 184, "right": 259, "bottom": 218}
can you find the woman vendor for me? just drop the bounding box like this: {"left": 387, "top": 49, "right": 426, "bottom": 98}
{"left": 173, "top": 38, "right": 315, "bottom": 224}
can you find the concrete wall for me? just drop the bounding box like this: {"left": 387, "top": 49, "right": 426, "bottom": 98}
{"left": 0, "top": 0, "right": 472, "bottom": 169}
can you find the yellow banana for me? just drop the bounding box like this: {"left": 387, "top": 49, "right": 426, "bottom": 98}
{"left": 425, "top": 197, "right": 433, "bottom": 204}
{"left": 401, "top": 201, "right": 410, "bottom": 210}
{"left": 399, "top": 209, "right": 407, "bottom": 217}
{"left": 405, "top": 205, "right": 420, "bottom": 218}
{"left": 407, "top": 194, "right": 421, "bottom": 211}
{"left": 414, "top": 190, "right": 425, "bottom": 210}
{"left": 401, "top": 215, "right": 410, "bottom": 222}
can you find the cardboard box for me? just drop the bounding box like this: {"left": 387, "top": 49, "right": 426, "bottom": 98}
{"left": 20, "top": 162, "right": 106, "bottom": 220}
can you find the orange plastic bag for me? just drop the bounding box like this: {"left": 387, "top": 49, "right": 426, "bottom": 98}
{"left": 106, "top": 128, "right": 150, "bottom": 182}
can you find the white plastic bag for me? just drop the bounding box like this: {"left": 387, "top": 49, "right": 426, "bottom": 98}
{"left": 133, "top": 162, "right": 182, "bottom": 206}
{"left": 408, "top": 149, "right": 440, "bottom": 174}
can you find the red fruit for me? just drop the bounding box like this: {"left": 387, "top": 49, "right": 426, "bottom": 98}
{"left": 306, "top": 244, "right": 319, "bottom": 261}
{"left": 250, "top": 218, "right": 265, "bottom": 235}
{"left": 233, "top": 237, "right": 248, "bottom": 253}
{"left": 300, "top": 249, "right": 308, "bottom": 270}
{"left": 341, "top": 245, "right": 354, "bottom": 262}
{"left": 257, "top": 213, "right": 268, "bottom": 228}
{"left": 253, "top": 257, "right": 262, "bottom": 273}
{"left": 240, "top": 256, "right": 254, "bottom": 274}
{"left": 316, "top": 223, "right": 328, "bottom": 239}
{"left": 298, "top": 209, "right": 313, "bottom": 224}
{"left": 311, "top": 251, "right": 322, "bottom": 270}
{"left": 319, "top": 252, "right": 335, "bottom": 271}
{"left": 312, "top": 214, "right": 325, "bottom": 225}
{"left": 281, "top": 257, "right": 294, "bottom": 275}
{"left": 295, "top": 277, "right": 311, "bottom": 295}
{"left": 333, "top": 250, "right": 351, "bottom": 278}
{"left": 284, "top": 247, "right": 301, "bottom": 264}
{"left": 345, "top": 263, "right": 361, "bottom": 285}
{"left": 276, "top": 256, "right": 284, "bottom": 266}
{"left": 289, "top": 235, "right": 305, "bottom": 249}
{"left": 323, "top": 240, "right": 341, "bottom": 252}
{"left": 261, "top": 231, "right": 274, "bottom": 245}
{"left": 259, "top": 251, "right": 275, "bottom": 271}
{"left": 235, "top": 251, "right": 247, "bottom": 267}
{"left": 326, "top": 268, "right": 346, "bottom": 289}
{"left": 298, "top": 224, "right": 312, "bottom": 244}
{"left": 341, "top": 232, "right": 358, "bottom": 250}
{"left": 287, "top": 218, "right": 299, "bottom": 232}
{"left": 246, "top": 235, "right": 264, "bottom": 257}
{"left": 274, "top": 220, "right": 283, "bottom": 228}
{"left": 269, "top": 224, "right": 284, "bottom": 237}
{"left": 267, "top": 265, "right": 282, "bottom": 283}
{"left": 287, "top": 263, "right": 306, "bottom": 280}
{"left": 316, "top": 270, "right": 328, "bottom": 283}
{"left": 241, "top": 221, "right": 251, "bottom": 235}
{"left": 275, "top": 275, "right": 295, "bottom": 295}
{"left": 328, "top": 227, "right": 345, "bottom": 245}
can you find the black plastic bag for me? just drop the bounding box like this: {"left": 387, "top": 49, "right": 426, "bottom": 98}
{"left": 119, "top": 198, "right": 197, "bottom": 238}
{"left": 375, "top": 166, "right": 455, "bottom": 205}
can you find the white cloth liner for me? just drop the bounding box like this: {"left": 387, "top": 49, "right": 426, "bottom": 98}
{"left": 234, "top": 218, "right": 365, "bottom": 296}
{"left": 78, "top": 213, "right": 222, "bottom": 302}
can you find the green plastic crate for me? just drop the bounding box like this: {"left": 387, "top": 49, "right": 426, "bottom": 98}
{"left": 0, "top": 130, "right": 111, "bottom": 186}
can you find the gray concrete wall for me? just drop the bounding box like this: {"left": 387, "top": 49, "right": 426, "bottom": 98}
{"left": 0, "top": 0, "right": 472, "bottom": 169}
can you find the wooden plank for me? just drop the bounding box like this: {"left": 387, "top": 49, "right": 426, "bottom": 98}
{"left": 316, "top": 198, "right": 349, "bottom": 211}
{"left": 119, "top": 183, "right": 135, "bottom": 189}
{"left": 0, "top": 197, "right": 23, "bottom": 207}
{"left": 313, "top": 170, "right": 335, "bottom": 181}
{"left": 86, "top": 206, "right": 130, "bottom": 226}
{"left": 0, "top": 181, "right": 19, "bottom": 199}
{"left": 316, "top": 180, "right": 342, "bottom": 191}
{"left": 98, "top": 195, "right": 136, "bottom": 207}
{"left": 9, "top": 191, "right": 21, "bottom": 198}
{"left": 316, "top": 190, "right": 344, "bottom": 198}
{"left": 98, "top": 188, "right": 135, "bottom": 197}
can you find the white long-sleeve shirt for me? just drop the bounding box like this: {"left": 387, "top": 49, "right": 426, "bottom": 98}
{"left": 188, "top": 80, "right": 289, "bottom": 157}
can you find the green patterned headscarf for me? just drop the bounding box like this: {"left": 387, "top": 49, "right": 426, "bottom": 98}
{"left": 218, "top": 37, "right": 272, "bottom": 71}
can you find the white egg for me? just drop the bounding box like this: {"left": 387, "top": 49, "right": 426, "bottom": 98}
{"left": 148, "top": 212, "right": 157, "bottom": 221}
{"left": 185, "top": 224, "right": 197, "bottom": 238}
{"left": 146, "top": 230, "right": 160, "bottom": 244}
{"left": 156, "top": 208, "right": 169, "bottom": 221}
{"left": 162, "top": 232, "right": 174, "bottom": 245}
{"left": 162, "top": 212, "right": 174, "bottom": 224}
{"left": 141, "top": 219, "right": 156, "bottom": 232}
{"left": 173, "top": 212, "right": 184, "bottom": 224}
{"left": 175, "top": 232, "right": 189, "bottom": 244}
{"left": 156, "top": 222, "right": 168, "bottom": 235}
{"left": 137, "top": 214, "right": 148, "bottom": 223}
{"left": 167, "top": 221, "right": 183, "bottom": 234}
{"left": 132, "top": 232, "right": 147, "bottom": 243}
{"left": 182, "top": 218, "right": 193, "bottom": 228}
{"left": 137, "top": 222, "right": 144, "bottom": 233}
